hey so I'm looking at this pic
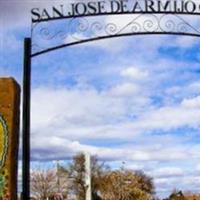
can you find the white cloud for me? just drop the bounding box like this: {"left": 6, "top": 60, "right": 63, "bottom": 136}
{"left": 184, "top": 177, "right": 200, "bottom": 186}
{"left": 121, "top": 67, "right": 149, "bottom": 80}
{"left": 109, "top": 82, "right": 141, "bottom": 97}
{"left": 181, "top": 96, "right": 200, "bottom": 108}
{"left": 135, "top": 96, "right": 200, "bottom": 131}
{"left": 31, "top": 83, "right": 151, "bottom": 139}
{"left": 31, "top": 85, "right": 200, "bottom": 151}
{"left": 153, "top": 167, "right": 184, "bottom": 178}
{"left": 196, "top": 164, "right": 200, "bottom": 171}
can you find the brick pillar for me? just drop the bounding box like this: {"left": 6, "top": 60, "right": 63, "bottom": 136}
{"left": 0, "top": 78, "right": 20, "bottom": 200}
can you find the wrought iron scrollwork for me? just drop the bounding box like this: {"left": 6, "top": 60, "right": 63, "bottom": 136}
{"left": 105, "top": 23, "right": 118, "bottom": 35}
{"left": 31, "top": 13, "right": 200, "bottom": 56}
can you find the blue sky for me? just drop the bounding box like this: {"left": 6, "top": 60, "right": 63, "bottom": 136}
{"left": 1, "top": 0, "right": 200, "bottom": 198}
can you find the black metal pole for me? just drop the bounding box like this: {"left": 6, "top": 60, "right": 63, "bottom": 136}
{"left": 22, "top": 38, "right": 31, "bottom": 200}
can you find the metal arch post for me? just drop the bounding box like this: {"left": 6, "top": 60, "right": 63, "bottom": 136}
{"left": 22, "top": 38, "right": 32, "bottom": 200}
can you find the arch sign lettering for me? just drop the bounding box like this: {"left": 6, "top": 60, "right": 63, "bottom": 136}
{"left": 30, "top": 0, "right": 200, "bottom": 57}
{"left": 21, "top": 0, "right": 200, "bottom": 199}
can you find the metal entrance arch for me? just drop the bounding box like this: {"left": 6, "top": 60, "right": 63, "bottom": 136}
{"left": 22, "top": 9, "right": 200, "bottom": 199}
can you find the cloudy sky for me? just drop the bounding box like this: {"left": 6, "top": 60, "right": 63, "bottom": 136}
{"left": 1, "top": 0, "right": 200, "bottom": 198}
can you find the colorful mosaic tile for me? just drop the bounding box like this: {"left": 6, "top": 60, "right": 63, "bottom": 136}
{"left": 0, "top": 78, "right": 20, "bottom": 200}
{"left": 0, "top": 116, "right": 9, "bottom": 199}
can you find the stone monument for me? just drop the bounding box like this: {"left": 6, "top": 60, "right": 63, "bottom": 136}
{"left": 0, "top": 78, "right": 20, "bottom": 200}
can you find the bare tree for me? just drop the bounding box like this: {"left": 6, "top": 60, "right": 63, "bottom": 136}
{"left": 31, "top": 167, "right": 68, "bottom": 200}
{"left": 31, "top": 169, "right": 56, "bottom": 200}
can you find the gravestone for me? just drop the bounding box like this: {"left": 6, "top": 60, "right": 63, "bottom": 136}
{"left": 0, "top": 78, "right": 20, "bottom": 200}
